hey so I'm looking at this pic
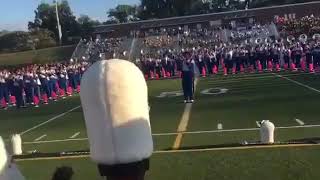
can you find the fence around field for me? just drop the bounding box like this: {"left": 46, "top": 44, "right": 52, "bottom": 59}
{"left": 0, "top": 45, "right": 76, "bottom": 66}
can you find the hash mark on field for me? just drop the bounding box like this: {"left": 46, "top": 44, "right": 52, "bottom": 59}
{"left": 217, "top": 123, "right": 223, "bottom": 130}
{"left": 273, "top": 73, "right": 320, "bottom": 93}
{"left": 20, "top": 105, "right": 81, "bottom": 136}
{"left": 34, "top": 134, "right": 47, "bottom": 142}
{"left": 256, "top": 121, "right": 261, "bottom": 127}
{"left": 24, "top": 138, "right": 88, "bottom": 144}
{"left": 295, "top": 119, "right": 305, "bottom": 126}
{"left": 172, "top": 79, "right": 198, "bottom": 150}
{"left": 69, "top": 132, "right": 80, "bottom": 139}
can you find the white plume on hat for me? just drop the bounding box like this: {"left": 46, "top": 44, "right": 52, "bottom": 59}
{"left": 80, "top": 59, "right": 153, "bottom": 165}
{"left": 0, "top": 137, "right": 25, "bottom": 180}
{"left": 0, "top": 137, "right": 8, "bottom": 177}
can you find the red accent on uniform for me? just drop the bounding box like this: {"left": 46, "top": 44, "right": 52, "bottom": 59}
{"left": 10, "top": 96, "right": 16, "bottom": 105}
{"left": 1, "top": 98, "right": 7, "bottom": 108}
{"left": 33, "top": 96, "right": 40, "bottom": 105}
{"left": 309, "top": 63, "right": 314, "bottom": 73}
{"left": 268, "top": 61, "right": 273, "bottom": 71}
{"left": 42, "top": 94, "right": 48, "bottom": 104}
{"left": 52, "top": 91, "right": 58, "bottom": 100}
{"left": 276, "top": 63, "right": 280, "bottom": 72}
{"left": 291, "top": 63, "right": 297, "bottom": 71}
{"left": 213, "top": 65, "right": 218, "bottom": 74}
{"left": 300, "top": 59, "right": 306, "bottom": 71}
{"left": 257, "top": 60, "right": 263, "bottom": 72}
{"left": 59, "top": 88, "right": 65, "bottom": 97}
{"left": 232, "top": 67, "right": 236, "bottom": 74}
{"left": 166, "top": 72, "right": 171, "bottom": 77}
{"left": 161, "top": 68, "right": 166, "bottom": 78}
{"left": 76, "top": 85, "right": 81, "bottom": 93}
{"left": 67, "top": 86, "right": 73, "bottom": 95}
{"left": 240, "top": 65, "right": 244, "bottom": 73}
{"left": 202, "top": 67, "right": 206, "bottom": 77}
{"left": 249, "top": 65, "right": 254, "bottom": 73}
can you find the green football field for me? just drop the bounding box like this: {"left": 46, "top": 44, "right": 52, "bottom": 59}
{"left": 1, "top": 71, "right": 320, "bottom": 180}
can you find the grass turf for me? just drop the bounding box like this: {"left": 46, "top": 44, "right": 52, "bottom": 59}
{"left": 0, "top": 72, "right": 319, "bottom": 179}
{"left": 0, "top": 45, "right": 76, "bottom": 66}
{"left": 17, "top": 146, "right": 320, "bottom": 180}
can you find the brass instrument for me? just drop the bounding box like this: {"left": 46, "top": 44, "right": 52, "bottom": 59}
{"left": 299, "top": 34, "right": 308, "bottom": 43}
{"left": 287, "top": 35, "right": 295, "bottom": 44}
{"left": 313, "top": 33, "right": 320, "bottom": 41}
{"left": 265, "top": 37, "right": 273, "bottom": 44}
{"left": 255, "top": 38, "right": 262, "bottom": 44}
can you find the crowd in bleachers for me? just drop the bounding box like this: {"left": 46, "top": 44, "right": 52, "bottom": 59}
{"left": 0, "top": 61, "right": 90, "bottom": 109}
{"left": 83, "top": 38, "right": 124, "bottom": 61}
{"left": 230, "top": 24, "right": 271, "bottom": 42}
{"left": 277, "top": 15, "right": 320, "bottom": 36}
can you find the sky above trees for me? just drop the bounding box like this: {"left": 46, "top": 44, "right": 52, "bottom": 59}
{"left": 0, "top": 0, "right": 139, "bottom": 31}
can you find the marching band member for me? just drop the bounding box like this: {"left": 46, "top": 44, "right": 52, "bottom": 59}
{"left": 181, "top": 52, "right": 195, "bottom": 103}
{"left": 13, "top": 74, "right": 25, "bottom": 109}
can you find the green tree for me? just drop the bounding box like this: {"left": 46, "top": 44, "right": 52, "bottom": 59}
{"left": 30, "top": 29, "right": 56, "bottom": 49}
{"left": 107, "top": 5, "right": 138, "bottom": 23}
{"left": 248, "top": 0, "right": 316, "bottom": 8}
{"left": 78, "top": 15, "right": 101, "bottom": 38}
{"left": 138, "top": 0, "right": 185, "bottom": 19}
{"left": 0, "top": 31, "right": 33, "bottom": 53}
{"left": 28, "top": 0, "right": 80, "bottom": 44}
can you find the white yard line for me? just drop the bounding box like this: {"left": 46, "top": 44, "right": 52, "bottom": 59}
{"left": 273, "top": 73, "right": 320, "bottom": 93}
{"left": 154, "top": 144, "right": 320, "bottom": 154}
{"left": 69, "top": 132, "right": 81, "bottom": 139}
{"left": 34, "top": 134, "right": 47, "bottom": 142}
{"left": 206, "top": 74, "right": 311, "bottom": 86}
{"left": 16, "top": 143, "right": 320, "bottom": 161}
{"left": 24, "top": 138, "right": 88, "bottom": 144}
{"left": 16, "top": 144, "right": 320, "bottom": 161}
{"left": 172, "top": 79, "right": 198, "bottom": 149}
{"left": 23, "top": 124, "right": 320, "bottom": 144}
{"left": 172, "top": 103, "right": 193, "bottom": 149}
{"left": 20, "top": 105, "right": 81, "bottom": 136}
{"left": 217, "top": 123, "right": 223, "bottom": 130}
{"left": 207, "top": 72, "right": 309, "bottom": 83}
{"left": 256, "top": 121, "right": 261, "bottom": 127}
{"left": 295, "top": 119, "right": 305, "bottom": 126}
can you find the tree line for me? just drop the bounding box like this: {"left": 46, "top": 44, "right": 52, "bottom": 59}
{"left": 1, "top": 0, "right": 99, "bottom": 53}
{"left": 0, "top": 0, "right": 317, "bottom": 53}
